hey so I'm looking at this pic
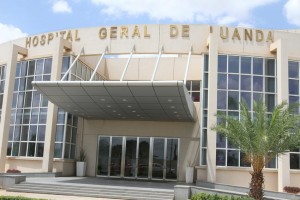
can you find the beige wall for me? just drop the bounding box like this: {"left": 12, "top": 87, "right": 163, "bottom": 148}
{"left": 81, "top": 103, "right": 200, "bottom": 181}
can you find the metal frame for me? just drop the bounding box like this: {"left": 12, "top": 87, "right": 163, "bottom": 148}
{"left": 61, "top": 47, "right": 84, "bottom": 81}
{"left": 184, "top": 46, "right": 193, "bottom": 85}
{"left": 96, "top": 135, "right": 179, "bottom": 181}
{"left": 151, "top": 46, "right": 164, "bottom": 81}
{"left": 120, "top": 45, "right": 135, "bottom": 81}
{"left": 89, "top": 46, "right": 108, "bottom": 81}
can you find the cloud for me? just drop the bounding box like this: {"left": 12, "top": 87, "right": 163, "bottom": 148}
{"left": 284, "top": 0, "right": 300, "bottom": 26}
{"left": 91, "top": 0, "right": 278, "bottom": 25}
{"left": 52, "top": 0, "right": 72, "bottom": 13}
{"left": 0, "top": 23, "right": 27, "bottom": 44}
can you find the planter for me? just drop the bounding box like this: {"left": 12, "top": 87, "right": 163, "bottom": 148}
{"left": 76, "top": 161, "right": 87, "bottom": 177}
{"left": 186, "top": 166, "right": 194, "bottom": 184}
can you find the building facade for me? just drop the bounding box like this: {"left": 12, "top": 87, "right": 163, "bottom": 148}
{"left": 0, "top": 24, "right": 300, "bottom": 192}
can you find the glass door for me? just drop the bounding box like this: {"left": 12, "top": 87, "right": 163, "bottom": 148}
{"left": 97, "top": 136, "right": 110, "bottom": 176}
{"left": 96, "top": 136, "right": 179, "bottom": 180}
{"left": 124, "top": 137, "right": 137, "bottom": 177}
{"left": 152, "top": 138, "right": 165, "bottom": 179}
{"left": 110, "top": 137, "right": 122, "bottom": 176}
{"left": 137, "top": 138, "right": 150, "bottom": 178}
{"left": 166, "top": 139, "right": 178, "bottom": 180}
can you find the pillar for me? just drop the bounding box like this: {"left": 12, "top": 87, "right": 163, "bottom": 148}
{"left": 42, "top": 38, "right": 71, "bottom": 172}
{"left": 270, "top": 39, "right": 290, "bottom": 192}
{"left": 206, "top": 31, "right": 218, "bottom": 183}
{"left": 0, "top": 45, "right": 27, "bottom": 172}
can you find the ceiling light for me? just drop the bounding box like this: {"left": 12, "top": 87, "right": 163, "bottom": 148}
{"left": 132, "top": 110, "right": 136, "bottom": 113}
{"left": 167, "top": 99, "right": 173, "bottom": 102}
{"left": 100, "top": 98, "right": 106, "bottom": 101}
{"left": 170, "top": 106, "right": 175, "bottom": 109}
{"left": 112, "top": 110, "right": 116, "bottom": 112}
{"left": 173, "top": 111, "right": 178, "bottom": 114}
{"left": 128, "top": 105, "right": 132, "bottom": 108}
{"left": 107, "top": 105, "right": 111, "bottom": 108}
{"left": 122, "top": 98, "right": 127, "bottom": 102}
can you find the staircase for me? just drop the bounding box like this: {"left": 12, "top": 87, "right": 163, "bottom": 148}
{"left": 7, "top": 182, "right": 174, "bottom": 200}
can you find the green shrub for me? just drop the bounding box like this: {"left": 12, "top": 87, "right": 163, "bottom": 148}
{"left": 0, "top": 196, "right": 45, "bottom": 200}
{"left": 191, "top": 193, "right": 254, "bottom": 200}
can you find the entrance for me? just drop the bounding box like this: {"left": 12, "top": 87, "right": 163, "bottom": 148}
{"left": 96, "top": 136, "right": 179, "bottom": 180}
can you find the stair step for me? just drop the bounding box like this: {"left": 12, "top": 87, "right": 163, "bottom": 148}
{"left": 8, "top": 188, "right": 173, "bottom": 200}
{"left": 8, "top": 182, "right": 174, "bottom": 200}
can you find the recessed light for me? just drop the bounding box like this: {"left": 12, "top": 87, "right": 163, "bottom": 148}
{"left": 107, "top": 105, "right": 111, "bottom": 108}
{"left": 136, "top": 114, "right": 140, "bottom": 117}
{"left": 122, "top": 99, "right": 127, "bottom": 102}
{"left": 132, "top": 110, "right": 136, "bottom": 113}
{"left": 118, "top": 114, "right": 121, "bottom": 116}
{"left": 128, "top": 105, "right": 132, "bottom": 108}
{"left": 100, "top": 98, "right": 106, "bottom": 101}
{"left": 173, "top": 111, "right": 178, "bottom": 114}
{"left": 112, "top": 110, "right": 116, "bottom": 112}
{"left": 168, "top": 99, "right": 173, "bottom": 102}
{"left": 170, "top": 106, "right": 175, "bottom": 109}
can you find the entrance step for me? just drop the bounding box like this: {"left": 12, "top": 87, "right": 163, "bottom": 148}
{"left": 7, "top": 182, "right": 174, "bottom": 200}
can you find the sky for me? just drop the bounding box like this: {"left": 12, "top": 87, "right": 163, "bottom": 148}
{"left": 1, "top": 0, "right": 300, "bottom": 44}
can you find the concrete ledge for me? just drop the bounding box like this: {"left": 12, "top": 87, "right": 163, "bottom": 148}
{"left": 174, "top": 185, "right": 191, "bottom": 200}
{"left": 0, "top": 172, "right": 62, "bottom": 177}
{"left": 196, "top": 181, "right": 300, "bottom": 200}
{"left": 0, "top": 175, "right": 26, "bottom": 189}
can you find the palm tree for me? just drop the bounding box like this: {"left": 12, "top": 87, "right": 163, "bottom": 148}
{"left": 213, "top": 100, "right": 300, "bottom": 200}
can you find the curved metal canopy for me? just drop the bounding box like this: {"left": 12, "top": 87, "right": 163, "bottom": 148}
{"left": 32, "top": 81, "right": 196, "bottom": 122}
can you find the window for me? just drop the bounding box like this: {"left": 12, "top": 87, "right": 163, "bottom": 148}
{"left": 201, "top": 55, "right": 277, "bottom": 168}
{"left": 186, "top": 80, "right": 201, "bottom": 102}
{"left": 7, "top": 57, "right": 78, "bottom": 158}
{"left": 288, "top": 61, "right": 300, "bottom": 169}
{"left": 0, "top": 65, "right": 6, "bottom": 121}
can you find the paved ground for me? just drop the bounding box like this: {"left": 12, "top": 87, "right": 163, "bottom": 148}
{"left": 0, "top": 177, "right": 178, "bottom": 199}
{"left": 25, "top": 176, "right": 177, "bottom": 190}
{"left": 0, "top": 189, "right": 120, "bottom": 200}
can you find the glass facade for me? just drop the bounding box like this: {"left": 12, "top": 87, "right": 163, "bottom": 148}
{"left": 67, "top": 58, "right": 104, "bottom": 81}
{"left": 54, "top": 109, "right": 78, "bottom": 159}
{"left": 288, "top": 61, "right": 300, "bottom": 169}
{"left": 186, "top": 80, "right": 201, "bottom": 102}
{"left": 7, "top": 57, "right": 79, "bottom": 158}
{"left": 7, "top": 59, "right": 52, "bottom": 157}
{"left": 0, "top": 65, "right": 6, "bottom": 121}
{"left": 201, "top": 55, "right": 277, "bottom": 168}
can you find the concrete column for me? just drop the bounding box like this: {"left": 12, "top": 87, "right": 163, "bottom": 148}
{"left": 42, "top": 38, "right": 71, "bottom": 172}
{"left": 0, "top": 45, "right": 27, "bottom": 172}
{"left": 206, "top": 31, "right": 218, "bottom": 183}
{"left": 270, "top": 39, "right": 290, "bottom": 192}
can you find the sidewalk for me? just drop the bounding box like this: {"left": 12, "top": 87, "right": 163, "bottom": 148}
{"left": 0, "top": 189, "right": 120, "bottom": 200}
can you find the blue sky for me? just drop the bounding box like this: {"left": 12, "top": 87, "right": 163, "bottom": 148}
{"left": 1, "top": 0, "right": 300, "bottom": 43}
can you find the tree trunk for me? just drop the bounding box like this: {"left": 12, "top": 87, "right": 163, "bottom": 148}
{"left": 249, "top": 169, "right": 264, "bottom": 200}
